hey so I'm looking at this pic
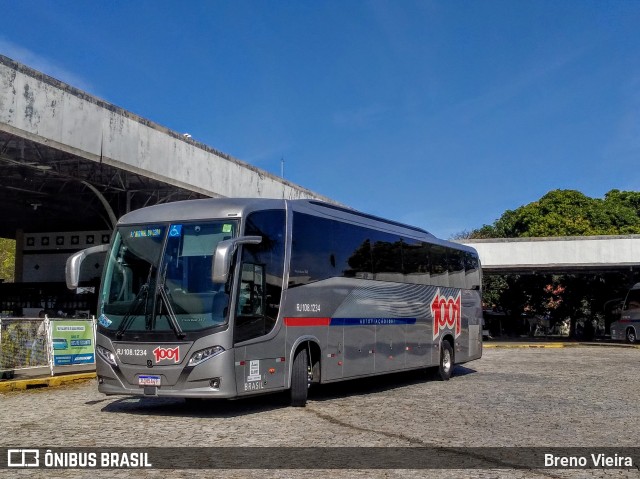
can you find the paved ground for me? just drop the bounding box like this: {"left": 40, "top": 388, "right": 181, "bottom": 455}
{"left": 1, "top": 347, "right": 639, "bottom": 478}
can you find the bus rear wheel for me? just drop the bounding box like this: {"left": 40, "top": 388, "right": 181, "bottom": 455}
{"left": 437, "top": 341, "right": 454, "bottom": 381}
{"left": 290, "top": 348, "right": 309, "bottom": 407}
{"left": 626, "top": 328, "right": 637, "bottom": 344}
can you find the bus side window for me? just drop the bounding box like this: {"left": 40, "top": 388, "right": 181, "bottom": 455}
{"left": 430, "top": 245, "right": 449, "bottom": 287}
{"left": 234, "top": 263, "right": 267, "bottom": 343}
{"left": 290, "top": 213, "right": 335, "bottom": 286}
{"left": 448, "top": 249, "right": 465, "bottom": 289}
{"left": 337, "top": 222, "right": 373, "bottom": 280}
{"left": 402, "top": 239, "right": 431, "bottom": 285}
{"left": 370, "top": 231, "right": 403, "bottom": 282}
{"left": 236, "top": 263, "right": 265, "bottom": 317}
{"left": 464, "top": 252, "right": 480, "bottom": 290}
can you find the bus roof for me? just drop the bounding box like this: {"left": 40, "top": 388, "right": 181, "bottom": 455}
{"left": 116, "top": 198, "right": 476, "bottom": 255}
{"left": 117, "top": 198, "right": 286, "bottom": 225}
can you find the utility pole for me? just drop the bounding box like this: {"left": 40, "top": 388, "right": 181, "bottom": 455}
{"left": 281, "top": 157, "right": 285, "bottom": 178}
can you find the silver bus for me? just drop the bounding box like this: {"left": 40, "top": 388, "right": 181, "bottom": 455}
{"left": 66, "top": 198, "right": 483, "bottom": 406}
{"left": 611, "top": 283, "right": 640, "bottom": 343}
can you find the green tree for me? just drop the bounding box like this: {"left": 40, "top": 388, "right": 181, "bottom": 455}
{"left": 604, "top": 189, "right": 640, "bottom": 215}
{"left": 468, "top": 189, "right": 640, "bottom": 338}
{"left": 478, "top": 189, "right": 640, "bottom": 238}
{"left": 0, "top": 238, "right": 15, "bottom": 282}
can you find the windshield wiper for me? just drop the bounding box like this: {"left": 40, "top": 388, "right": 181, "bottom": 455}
{"left": 116, "top": 265, "right": 153, "bottom": 339}
{"left": 115, "top": 283, "right": 149, "bottom": 339}
{"left": 156, "top": 264, "right": 186, "bottom": 339}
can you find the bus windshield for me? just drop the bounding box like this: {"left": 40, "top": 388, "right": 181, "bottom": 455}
{"left": 623, "top": 288, "right": 640, "bottom": 312}
{"left": 99, "top": 221, "right": 238, "bottom": 335}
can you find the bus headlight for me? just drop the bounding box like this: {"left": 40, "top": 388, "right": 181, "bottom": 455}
{"left": 188, "top": 346, "right": 225, "bottom": 367}
{"left": 97, "top": 345, "right": 117, "bottom": 366}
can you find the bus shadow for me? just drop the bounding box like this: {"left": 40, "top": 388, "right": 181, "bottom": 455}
{"left": 97, "top": 366, "right": 477, "bottom": 416}
{"left": 309, "top": 365, "right": 477, "bottom": 402}
{"left": 98, "top": 392, "right": 291, "bottom": 418}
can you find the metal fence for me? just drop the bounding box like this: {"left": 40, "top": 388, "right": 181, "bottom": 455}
{"left": 0, "top": 316, "right": 96, "bottom": 376}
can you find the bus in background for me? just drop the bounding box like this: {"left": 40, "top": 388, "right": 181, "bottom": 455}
{"left": 66, "top": 198, "right": 482, "bottom": 406}
{"left": 611, "top": 283, "right": 640, "bottom": 344}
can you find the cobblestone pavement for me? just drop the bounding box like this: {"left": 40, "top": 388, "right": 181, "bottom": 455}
{"left": 1, "top": 347, "right": 639, "bottom": 478}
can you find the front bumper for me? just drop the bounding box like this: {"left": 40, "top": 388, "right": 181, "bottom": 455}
{"left": 97, "top": 349, "right": 237, "bottom": 398}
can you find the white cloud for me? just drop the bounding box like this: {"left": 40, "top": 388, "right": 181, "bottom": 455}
{"left": 446, "top": 49, "right": 586, "bottom": 125}
{"left": 0, "top": 38, "right": 96, "bottom": 94}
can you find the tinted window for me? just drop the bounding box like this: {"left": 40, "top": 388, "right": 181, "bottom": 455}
{"left": 403, "top": 239, "right": 429, "bottom": 275}
{"left": 290, "top": 213, "right": 374, "bottom": 284}
{"left": 371, "top": 231, "right": 403, "bottom": 281}
{"left": 403, "top": 239, "right": 431, "bottom": 284}
{"left": 290, "top": 213, "right": 476, "bottom": 289}
{"left": 335, "top": 221, "right": 373, "bottom": 280}
{"left": 430, "top": 245, "right": 449, "bottom": 287}
{"left": 290, "top": 214, "right": 336, "bottom": 285}
{"left": 464, "top": 252, "right": 481, "bottom": 290}
{"left": 448, "top": 249, "right": 465, "bottom": 288}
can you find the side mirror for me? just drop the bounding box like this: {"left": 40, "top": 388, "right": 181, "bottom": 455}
{"left": 65, "top": 244, "right": 110, "bottom": 290}
{"left": 211, "top": 236, "right": 262, "bottom": 284}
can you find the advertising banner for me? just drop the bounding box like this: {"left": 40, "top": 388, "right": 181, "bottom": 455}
{"left": 51, "top": 320, "right": 95, "bottom": 366}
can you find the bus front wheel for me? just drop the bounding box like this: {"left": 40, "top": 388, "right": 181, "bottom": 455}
{"left": 290, "top": 348, "right": 309, "bottom": 407}
{"left": 438, "top": 341, "right": 454, "bottom": 381}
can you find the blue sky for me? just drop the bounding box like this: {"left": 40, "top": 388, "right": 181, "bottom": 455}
{"left": 1, "top": 1, "right": 639, "bottom": 238}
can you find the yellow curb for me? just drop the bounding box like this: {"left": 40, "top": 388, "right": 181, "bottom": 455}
{"left": 484, "top": 343, "right": 567, "bottom": 349}
{"left": 0, "top": 372, "right": 96, "bottom": 393}
{"left": 484, "top": 343, "right": 640, "bottom": 349}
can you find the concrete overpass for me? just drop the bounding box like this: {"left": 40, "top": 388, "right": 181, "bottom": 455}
{"left": 0, "top": 54, "right": 332, "bottom": 238}
{"left": 0, "top": 55, "right": 333, "bottom": 299}
{"left": 461, "top": 235, "right": 640, "bottom": 274}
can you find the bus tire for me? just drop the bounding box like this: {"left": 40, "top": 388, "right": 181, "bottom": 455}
{"left": 290, "top": 348, "right": 309, "bottom": 407}
{"left": 626, "top": 328, "right": 637, "bottom": 344}
{"left": 437, "top": 341, "right": 453, "bottom": 381}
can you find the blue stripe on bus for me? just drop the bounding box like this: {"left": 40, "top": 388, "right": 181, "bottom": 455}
{"left": 330, "top": 318, "right": 417, "bottom": 326}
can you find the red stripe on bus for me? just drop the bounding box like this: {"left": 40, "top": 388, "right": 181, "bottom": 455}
{"left": 284, "top": 317, "right": 331, "bottom": 327}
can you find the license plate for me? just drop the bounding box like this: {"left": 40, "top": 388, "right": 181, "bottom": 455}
{"left": 138, "top": 375, "right": 161, "bottom": 386}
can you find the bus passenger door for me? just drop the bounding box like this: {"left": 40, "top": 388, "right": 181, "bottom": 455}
{"left": 232, "top": 209, "right": 287, "bottom": 396}
{"left": 234, "top": 262, "right": 286, "bottom": 395}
